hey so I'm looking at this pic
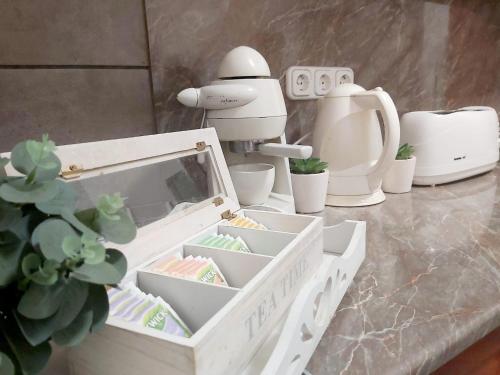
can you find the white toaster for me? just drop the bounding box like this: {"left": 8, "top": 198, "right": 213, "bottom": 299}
{"left": 400, "top": 106, "right": 499, "bottom": 185}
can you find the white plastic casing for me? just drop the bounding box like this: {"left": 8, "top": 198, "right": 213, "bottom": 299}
{"left": 217, "top": 46, "right": 271, "bottom": 78}
{"left": 312, "top": 84, "right": 400, "bottom": 206}
{"left": 206, "top": 79, "right": 287, "bottom": 141}
{"left": 401, "top": 107, "right": 500, "bottom": 185}
{"left": 177, "top": 85, "right": 258, "bottom": 110}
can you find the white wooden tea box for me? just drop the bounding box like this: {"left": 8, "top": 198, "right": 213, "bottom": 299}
{"left": 2, "top": 128, "right": 366, "bottom": 375}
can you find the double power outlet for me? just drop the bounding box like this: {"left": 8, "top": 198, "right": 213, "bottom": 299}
{"left": 285, "top": 66, "right": 354, "bottom": 100}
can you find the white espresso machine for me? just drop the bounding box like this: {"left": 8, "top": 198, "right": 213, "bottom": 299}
{"left": 178, "top": 46, "right": 311, "bottom": 213}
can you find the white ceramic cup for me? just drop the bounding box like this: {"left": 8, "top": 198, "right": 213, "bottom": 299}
{"left": 229, "top": 163, "right": 275, "bottom": 205}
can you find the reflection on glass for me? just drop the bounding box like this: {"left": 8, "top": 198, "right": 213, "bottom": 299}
{"left": 69, "top": 151, "right": 221, "bottom": 227}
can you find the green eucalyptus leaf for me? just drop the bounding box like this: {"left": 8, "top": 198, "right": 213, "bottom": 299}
{"left": 26, "top": 135, "right": 57, "bottom": 168}
{"left": 61, "top": 212, "right": 99, "bottom": 237}
{"left": 95, "top": 208, "right": 136, "bottom": 245}
{"left": 32, "top": 219, "right": 78, "bottom": 262}
{"left": 62, "top": 235, "right": 81, "bottom": 258}
{"left": 82, "top": 245, "right": 105, "bottom": 265}
{"left": 96, "top": 193, "right": 124, "bottom": 220}
{"left": 52, "top": 305, "right": 93, "bottom": 347}
{"left": 0, "top": 179, "right": 58, "bottom": 204}
{"left": 0, "top": 238, "right": 25, "bottom": 287}
{"left": 35, "top": 180, "right": 77, "bottom": 216}
{"left": 86, "top": 284, "right": 109, "bottom": 332}
{"left": 14, "top": 312, "right": 57, "bottom": 348}
{"left": 81, "top": 234, "right": 105, "bottom": 265}
{"left": 0, "top": 351, "right": 15, "bottom": 375}
{"left": 17, "top": 281, "right": 65, "bottom": 319}
{"left": 52, "top": 279, "right": 89, "bottom": 330}
{"left": 73, "top": 209, "right": 99, "bottom": 233}
{"left": 30, "top": 270, "right": 58, "bottom": 286}
{"left": 76, "top": 206, "right": 136, "bottom": 245}
{"left": 72, "top": 249, "right": 127, "bottom": 285}
{"left": 7, "top": 215, "right": 31, "bottom": 242}
{"left": 0, "top": 200, "right": 22, "bottom": 231}
{"left": 21, "top": 253, "right": 42, "bottom": 277}
{"left": 29, "top": 259, "right": 60, "bottom": 286}
{"left": 11, "top": 136, "right": 61, "bottom": 182}
{"left": 3, "top": 321, "right": 51, "bottom": 375}
{"left": 15, "top": 279, "right": 89, "bottom": 346}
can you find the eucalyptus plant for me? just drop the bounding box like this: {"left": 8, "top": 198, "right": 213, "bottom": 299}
{"left": 290, "top": 158, "right": 328, "bottom": 175}
{"left": 0, "top": 135, "right": 136, "bottom": 375}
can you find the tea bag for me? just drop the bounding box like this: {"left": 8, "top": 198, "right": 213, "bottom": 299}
{"left": 197, "top": 233, "right": 251, "bottom": 253}
{"left": 107, "top": 284, "right": 193, "bottom": 338}
{"left": 149, "top": 254, "right": 229, "bottom": 286}
{"left": 134, "top": 297, "right": 192, "bottom": 338}
{"left": 226, "top": 215, "right": 267, "bottom": 230}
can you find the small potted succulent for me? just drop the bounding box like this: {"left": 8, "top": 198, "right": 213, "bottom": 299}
{"left": 382, "top": 143, "right": 416, "bottom": 194}
{"left": 0, "top": 135, "right": 136, "bottom": 374}
{"left": 290, "top": 158, "right": 329, "bottom": 213}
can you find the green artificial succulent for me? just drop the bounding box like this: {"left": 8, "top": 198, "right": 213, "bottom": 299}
{"left": 289, "top": 158, "right": 328, "bottom": 175}
{"left": 396, "top": 143, "right": 415, "bottom": 160}
{"left": 0, "top": 135, "right": 136, "bottom": 375}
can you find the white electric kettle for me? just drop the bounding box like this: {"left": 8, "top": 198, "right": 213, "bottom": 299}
{"left": 312, "top": 84, "right": 400, "bottom": 206}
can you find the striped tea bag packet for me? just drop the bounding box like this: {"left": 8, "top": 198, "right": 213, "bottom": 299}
{"left": 150, "top": 254, "right": 182, "bottom": 273}
{"left": 150, "top": 254, "right": 229, "bottom": 286}
{"left": 197, "top": 233, "right": 250, "bottom": 252}
{"left": 188, "top": 258, "right": 228, "bottom": 286}
{"left": 107, "top": 284, "right": 192, "bottom": 338}
{"left": 110, "top": 286, "right": 147, "bottom": 316}
{"left": 225, "top": 215, "right": 268, "bottom": 230}
{"left": 132, "top": 297, "right": 192, "bottom": 338}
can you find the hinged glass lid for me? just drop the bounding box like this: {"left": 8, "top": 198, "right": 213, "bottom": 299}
{"left": 69, "top": 149, "right": 224, "bottom": 228}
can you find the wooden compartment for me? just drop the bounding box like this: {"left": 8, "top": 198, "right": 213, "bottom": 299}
{"left": 137, "top": 271, "right": 239, "bottom": 333}
{"left": 227, "top": 209, "right": 317, "bottom": 234}
{"left": 69, "top": 213, "right": 323, "bottom": 375}
{"left": 1, "top": 129, "right": 368, "bottom": 375}
{"left": 181, "top": 245, "right": 273, "bottom": 288}
{"left": 35, "top": 129, "right": 325, "bottom": 375}
{"left": 189, "top": 221, "right": 297, "bottom": 257}
{"left": 144, "top": 236, "right": 275, "bottom": 289}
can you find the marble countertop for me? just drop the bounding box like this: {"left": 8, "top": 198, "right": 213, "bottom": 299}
{"left": 307, "top": 166, "right": 500, "bottom": 375}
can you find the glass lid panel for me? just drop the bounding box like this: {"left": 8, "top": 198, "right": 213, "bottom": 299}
{"left": 69, "top": 150, "right": 223, "bottom": 228}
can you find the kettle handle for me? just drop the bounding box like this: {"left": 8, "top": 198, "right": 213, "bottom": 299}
{"left": 352, "top": 88, "right": 400, "bottom": 191}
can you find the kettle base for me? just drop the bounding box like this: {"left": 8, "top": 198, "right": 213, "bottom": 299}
{"left": 325, "top": 189, "right": 386, "bottom": 207}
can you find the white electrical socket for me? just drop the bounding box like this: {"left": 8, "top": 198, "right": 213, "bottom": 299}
{"left": 314, "top": 70, "right": 334, "bottom": 96}
{"left": 336, "top": 69, "right": 354, "bottom": 86}
{"left": 286, "top": 68, "right": 313, "bottom": 98}
{"left": 286, "top": 66, "right": 354, "bottom": 100}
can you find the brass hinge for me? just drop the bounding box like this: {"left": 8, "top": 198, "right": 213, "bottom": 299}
{"left": 221, "top": 210, "right": 237, "bottom": 220}
{"left": 196, "top": 141, "right": 206, "bottom": 151}
{"left": 212, "top": 197, "right": 224, "bottom": 206}
{"left": 60, "top": 164, "right": 84, "bottom": 180}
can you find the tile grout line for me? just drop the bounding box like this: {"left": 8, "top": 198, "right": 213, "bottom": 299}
{"left": 141, "top": 0, "right": 159, "bottom": 134}
{"left": 0, "top": 65, "right": 150, "bottom": 70}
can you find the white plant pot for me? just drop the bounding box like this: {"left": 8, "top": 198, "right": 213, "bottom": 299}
{"left": 382, "top": 156, "right": 417, "bottom": 194}
{"left": 291, "top": 170, "right": 329, "bottom": 213}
